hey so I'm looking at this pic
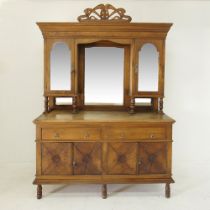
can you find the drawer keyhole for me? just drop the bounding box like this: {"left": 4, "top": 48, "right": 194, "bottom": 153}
{"left": 54, "top": 133, "right": 60, "bottom": 138}
{"left": 120, "top": 133, "right": 125, "bottom": 139}
{"left": 84, "top": 133, "right": 90, "bottom": 139}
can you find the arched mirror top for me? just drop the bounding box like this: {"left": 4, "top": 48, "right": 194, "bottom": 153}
{"left": 138, "top": 42, "right": 159, "bottom": 52}
{"left": 50, "top": 41, "right": 70, "bottom": 51}
{"left": 76, "top": 39, "right": 132, "bottom": 47}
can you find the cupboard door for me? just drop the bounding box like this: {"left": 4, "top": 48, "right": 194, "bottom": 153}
{"left": 73, "top": 143, "right": 102, "bottom": 175}
{"left": 132, "top": 40, "right": 163, "bottom": 98}
{"left": 106, "top": 143, "right": 137, "bottom": 175}
{"left": 41, "top": 143, "right": 72, "bottom": 175}
{"left": 47, "top": 39, "right": 75, "bottom": 95}
{"left": 138, "top": 142, "right": 167, "bottom": 174}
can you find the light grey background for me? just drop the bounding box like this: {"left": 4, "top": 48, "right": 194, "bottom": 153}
{"left": 0, "top": 0, "right": 210, "bottom": 209}
{"left": 0, "top": 0, "right": 209, "bottom": 165}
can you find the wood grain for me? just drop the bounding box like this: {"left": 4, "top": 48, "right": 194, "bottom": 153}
{"left": 34, "top": 5, "right": 174, "bottom": 198}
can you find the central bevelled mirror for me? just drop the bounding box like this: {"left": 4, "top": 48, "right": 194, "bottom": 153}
{"left": 85, "top": 47, "right": 124, "bottom": 105}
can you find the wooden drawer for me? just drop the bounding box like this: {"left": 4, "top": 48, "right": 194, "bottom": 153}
{"left": 103, "top": 127, "right": 166, "bottom": 140}
{"left": 42, "top": 127, "right": 101, "bottom": 140}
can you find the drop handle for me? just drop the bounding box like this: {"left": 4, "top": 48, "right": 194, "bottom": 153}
{"left": 84, "top": 133, "right": 90, "bottom": 139}
{"left": 72, "top": 161, "right": 77, "bottom": 167}
{"left": 119, "top": 132, "right": 125, "bottom": 139}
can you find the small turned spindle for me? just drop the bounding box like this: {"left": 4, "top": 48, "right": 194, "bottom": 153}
{"left": 152, "top": 98, "right": 159, "bottom": 112}
{"left": 48, "top": 96, "right": 55, "bottom": 112}
{"left": 44, "top": 96, "right": 49, "bottom": 113}
{"left": 129, "top": 98, "right": 135, "bottom": 114}
{"left": 159, "top": 97, "right": 163, "bottom": 113}
{"left": 72, "top": 96, "right": 77, "bottom": 113}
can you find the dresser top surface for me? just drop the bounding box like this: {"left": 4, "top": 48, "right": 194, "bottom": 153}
{"left": 34, "top": 110, "right": 175, "bottom": 124}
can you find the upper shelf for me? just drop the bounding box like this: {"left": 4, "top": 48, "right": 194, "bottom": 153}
{"left": 37, "top": 22, "right": 173, "bottom": 32}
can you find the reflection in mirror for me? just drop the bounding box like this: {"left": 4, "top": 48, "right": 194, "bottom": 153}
{"left": 85, "top": 47, "right": 124, "bottom": 105}
{"left": 50, "top": 42, "right": 71, "bottom": 90}
{"left": 138, "top": 43, "right": 159, "bottom": 92}
{"left": 55, "top": 97, "right": 72, "bottom": 105}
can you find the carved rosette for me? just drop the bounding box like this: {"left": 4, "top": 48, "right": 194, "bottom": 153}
{"left": 78, "top": 4, "right": 132, "bottom": 22}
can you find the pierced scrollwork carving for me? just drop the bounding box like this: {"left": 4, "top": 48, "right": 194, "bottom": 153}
{"left": 77, "top": 4, "right": 132, "bottom": 22}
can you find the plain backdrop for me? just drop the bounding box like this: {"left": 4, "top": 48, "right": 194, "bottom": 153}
{"left": 0, "top": 0, "right": 210, "bottom": 185}
{"left": 0, "top": 1, "right": 210, "bottom": 209}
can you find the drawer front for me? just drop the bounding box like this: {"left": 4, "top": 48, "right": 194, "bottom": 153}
{"left": 103, "top": 127, "right": 166, "bottom": 140}
{"left": 42, "top": 127, "right": 101, "bottom": 140}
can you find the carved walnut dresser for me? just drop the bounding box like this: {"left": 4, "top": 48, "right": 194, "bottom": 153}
{"left": 33, "top": 4, "right": 175, "bottom": 199}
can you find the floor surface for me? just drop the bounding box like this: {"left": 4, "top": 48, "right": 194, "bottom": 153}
{"left": 0, "top": 162, "right": 209, "bottom": 210}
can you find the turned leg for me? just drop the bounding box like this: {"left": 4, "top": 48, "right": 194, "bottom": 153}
{"left": 165, "top": 183, "right": 170, "bottom": 198}
{"left": 37, "top": 185, "right": 42, "bottom": 199}
{"left": 102, "top": 184, "right": 107, "bottom": 199}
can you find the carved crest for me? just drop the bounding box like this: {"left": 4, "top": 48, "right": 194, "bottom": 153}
{"left": 77, "top": 4, "right": 132, "bottom": 22}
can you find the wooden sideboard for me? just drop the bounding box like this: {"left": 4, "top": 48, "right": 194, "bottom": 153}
{"left": 33, "top": 110, "right": 175, "bottom": 198}
{"left": 33, "top": 4, "right": 175, "bottom": 199}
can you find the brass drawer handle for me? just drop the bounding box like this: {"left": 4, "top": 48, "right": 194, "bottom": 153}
{"left": 119, "top": 132, "right": 125, "bottom": 139}
{"left": 54, "top": 132, "right": 60, "bottom": 138}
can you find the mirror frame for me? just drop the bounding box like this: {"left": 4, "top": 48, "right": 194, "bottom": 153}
{"left": 75, "top": 38, "right": 132, "bottom": 109}
{"left": 44, "top": 39, "right": 75, "bottom": 96}
{"left": 133, "top": 39, "right": 164, "bottom": 98}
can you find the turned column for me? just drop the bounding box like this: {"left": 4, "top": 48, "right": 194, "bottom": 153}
{"left": 159, "top": 97, "right": 163, "bottom": 113}
{"left": 44, "top": 96, "right": 49, "bottom": 113}
{"left": 72, "top": 96, "right": 77, "bottom": 113}
{"left": 129, "top": 98, "right": 135, "bottom": 114}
